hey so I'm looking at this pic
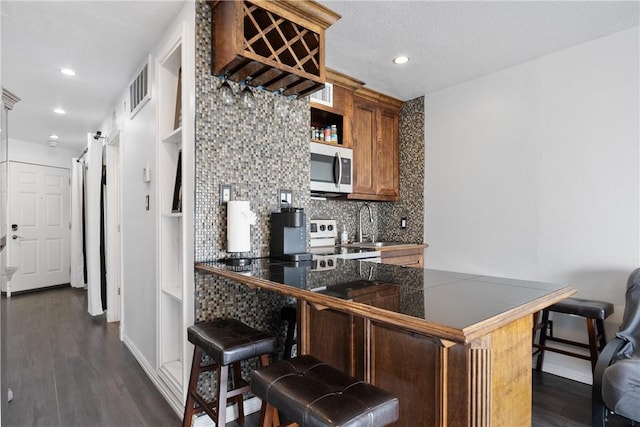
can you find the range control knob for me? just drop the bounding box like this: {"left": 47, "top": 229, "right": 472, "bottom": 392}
{"left": 327, "top": 224, "right": 334, "bottom": 231}
{"left": 320, "top": 225, "right": 326, "bottom": 231}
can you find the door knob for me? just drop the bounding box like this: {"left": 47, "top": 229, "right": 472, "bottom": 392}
{"left": 11, "top": 235, "right": 22, "bottom": 240}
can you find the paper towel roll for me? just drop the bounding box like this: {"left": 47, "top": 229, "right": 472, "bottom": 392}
{"left": 227, "top": 200, "right": 256, "bottom": 253}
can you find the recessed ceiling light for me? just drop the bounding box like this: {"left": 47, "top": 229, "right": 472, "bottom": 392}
{"left": 60, "top": 68, "right": 76, "bottom": 76}
{"left": 54, "top": 108, "right": 66, "bottom": 114}
{"left": 49, "top": 134, "right": 59, "bottom": 140}
{"left": 392, "top": 56, "right": 409, "bottom": 65}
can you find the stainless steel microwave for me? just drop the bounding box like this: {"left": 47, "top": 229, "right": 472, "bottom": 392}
{"left": 310, "top": 142, "right": 353, "bottom": 195}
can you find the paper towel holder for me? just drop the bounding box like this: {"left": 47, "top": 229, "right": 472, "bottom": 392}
{"left": 226, "top": 200, "right": 256, "bottom": 266}
{"left": 219, "top": 257, "right": 252, "bottom": 268}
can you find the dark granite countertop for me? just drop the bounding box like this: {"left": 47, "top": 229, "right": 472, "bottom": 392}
{"left": 196, "top": 258, "right": 575, "bottom": 342}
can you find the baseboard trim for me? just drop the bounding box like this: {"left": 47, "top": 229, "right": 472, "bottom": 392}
{"left": 122, "top": 334, "right": 262, "bottom": 425}
{"left": 531, "top": 354, "right": 593, "bottom": 385}
{"left": 1, "top": 282, "right": 72, "bottom": 297}
{"left": 193, "top": 397, "right": 262, "bottom": 426}
{"left": 122, "top": 334, "right": 184, "bottom": 416}
{"left": 540, "top": 361, "right": 593, "bottom": 385}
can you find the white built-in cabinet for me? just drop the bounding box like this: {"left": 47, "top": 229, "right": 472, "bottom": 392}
{"left": 156, "top": 23, "right": 194, "bottom": 412}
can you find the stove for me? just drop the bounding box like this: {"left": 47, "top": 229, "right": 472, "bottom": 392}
{"left": 308, "top": 219, "right": 381, "bottom": 270}
{"left": 309, "top": 219, "right": 337, "bottom": 248}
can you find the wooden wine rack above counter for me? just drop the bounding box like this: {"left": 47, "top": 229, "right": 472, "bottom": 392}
{"left": 209, "top": 0, "right": 340, "bottom": 97}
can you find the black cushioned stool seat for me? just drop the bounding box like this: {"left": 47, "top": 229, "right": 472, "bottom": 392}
{"left": 251, "top": 354, "right": 399, "bottom": 427}
{"left": 183, "top": 319, "right": 276, "bottom": 427}
{"left": 534, "top": 297, "right": 614, "bottom": 372}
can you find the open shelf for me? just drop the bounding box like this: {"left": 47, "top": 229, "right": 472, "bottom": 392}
{"left": 163, "top": 286, "right": 183, "bottom": 302}
{"left": 163, "top": 212, "right": 183, "bottom": 218}
{"left": 157, "top": 31, "right": 190, "bottom": 405}
{"left": 162, "top": 127, "right": 182, "bottom": 144}
{"left": 311, "top": 107, "right": 344, "bottom": 145}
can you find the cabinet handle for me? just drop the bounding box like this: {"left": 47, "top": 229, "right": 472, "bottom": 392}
{"left": 336, "top": 151, "right": 343, "bottom": 190}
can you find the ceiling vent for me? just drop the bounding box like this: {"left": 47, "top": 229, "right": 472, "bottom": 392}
{"left": 129, "top": 60, "right": 150, "bottom": 118}
{"left": 309, "top": 82, "right": 333, "bottom": 107}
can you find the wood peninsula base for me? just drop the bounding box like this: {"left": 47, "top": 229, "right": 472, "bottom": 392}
{"left": 195, "top": 260, "right": 575, "bottom": 427}
{"left": 301, "top": 302, "right": 532, "bottom": 426}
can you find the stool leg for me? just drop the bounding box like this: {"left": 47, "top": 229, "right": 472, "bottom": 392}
{"left": 259, "top": 353, "right": 270, "bottom": 367}
{"left": 284, "top": 320, "right": 296, "bottom": 360}
{"left": 586, "top": 318, "right": 598, "bottom": 371}
{"left": 260, "top": 402, "right": 286, "bottom": 427}
{"left": 596, "top": 319, "right": 607, "bottom": 350}
{"left": 217, "top": 364, "right": 229, "bottom": 427}
{"left": 532, "top": 311, "right": 540, "bottom": 345}
{"left": 183, "top": 347, "right": 202, "bottom": 427}
{"left": 259, "top": 402, "right": 272, "bottom": 427}
{"left": 536, "top": 309, "right": 550, "bottom": 371}
{"left": 232, "top": 362, "right": 245, "bottom": 424}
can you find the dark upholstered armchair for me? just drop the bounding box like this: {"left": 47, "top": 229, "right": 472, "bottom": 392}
{"left": 592, "top": 268, "right": 640, "bottom": 426}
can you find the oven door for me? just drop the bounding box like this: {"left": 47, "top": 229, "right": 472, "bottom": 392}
{"left": 310, "top": 142, "right": 353, "bottom": 194}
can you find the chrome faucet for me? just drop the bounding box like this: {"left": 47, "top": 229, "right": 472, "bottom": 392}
{"left": 358, "top": 203, "right": 373, "bottom": 243}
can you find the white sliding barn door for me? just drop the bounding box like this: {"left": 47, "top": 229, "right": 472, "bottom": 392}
{"left": 8, "top": 162, "right": 70, "bottom": 292}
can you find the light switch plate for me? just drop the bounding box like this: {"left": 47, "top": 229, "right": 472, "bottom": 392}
{"left": 220, "top": 184, "right": 232, "bottom": 205}
{"left": 143, "top": 166, "right": 151, "bottom": 183}
{"left": 278, "top": 189, "right": 293, "bottom": 208}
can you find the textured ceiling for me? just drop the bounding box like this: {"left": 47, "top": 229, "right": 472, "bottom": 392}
{"left": 1, "top": 1, "right": 187, "bottom": 151}
{"left": 2, "top": 1, "right": 638, "bottom": 152}
{"left": 323, "top": 1, "right": 640, "bottom": 100}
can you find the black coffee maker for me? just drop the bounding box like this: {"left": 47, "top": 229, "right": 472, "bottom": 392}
{"left": 270, "top": 207, "right": 312, "bottom": 261}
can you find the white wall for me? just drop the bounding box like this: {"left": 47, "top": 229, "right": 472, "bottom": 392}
{"left": 424, "top": 27, "right": 639, "bottom": 382}
{"left": 8, "top": 138, "right": 76, "bottom": 169}
{"left": 97, "top": 2, "right": 194, "bottom": 376}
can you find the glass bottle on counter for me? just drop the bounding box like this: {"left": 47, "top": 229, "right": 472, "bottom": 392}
{"left": 340, "top": 225, "right": 349, "bottom": 244}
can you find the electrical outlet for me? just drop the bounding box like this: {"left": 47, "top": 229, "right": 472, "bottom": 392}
{"left": 400, "top": 217, "right": 407, "bottom": 229}
{"left": 278, "top": 189, "right": 293, "bottom": 208}
{"left": 220, "top": 184, "right": 232, "bottom": 205}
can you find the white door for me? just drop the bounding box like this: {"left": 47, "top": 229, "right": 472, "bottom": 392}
{"left": 8, "top": 162, "right": 70, "bottom": 292}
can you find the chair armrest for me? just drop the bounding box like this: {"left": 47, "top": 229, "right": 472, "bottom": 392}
{"left": 592, "top": 337, "right": 627, "bottom": 427}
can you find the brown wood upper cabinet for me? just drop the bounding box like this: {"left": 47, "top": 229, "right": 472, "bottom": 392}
{"left": 349, "top": 91, "right": 402, "bottom": 201}
{"left": 209, "top": 0, "right": 340, "bottom": 97}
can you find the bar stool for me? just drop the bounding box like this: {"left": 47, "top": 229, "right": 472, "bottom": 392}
{"left": 183, "top": 319, "right": 276, "bottom": 427}
{"left": 534, "top": 297, "right": 614, "bottom": 372}
{"left": 251, "top": 354, "right": 399, "bottom": 427}
{"left": 280, "top": 304, "right": 297, "bottom": 360}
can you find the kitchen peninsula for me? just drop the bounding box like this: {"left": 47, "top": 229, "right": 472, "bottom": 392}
{"left": 196, "top": 259, "right": 575, "bottom": 426}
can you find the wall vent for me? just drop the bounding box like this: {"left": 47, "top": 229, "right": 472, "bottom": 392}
{"left": 309, "top": 82, "right": 333, "bottom": 107}
{"left": 129, "top": 61, "right": 150, "bottom": 118}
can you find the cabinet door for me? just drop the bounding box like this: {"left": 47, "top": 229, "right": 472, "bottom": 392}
{"left": 376, "top": 107, "right": 399, "bottom": 199}
{"left": 352, "top": 97, "right": 377, "bottom": 195}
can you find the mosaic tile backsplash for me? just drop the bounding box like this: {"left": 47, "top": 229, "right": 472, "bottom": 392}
{"left": 192, "top": 0, "right": 425, "bottom": 399}
{"left": 379, "top": 96, "right": 425, "bottom": 243}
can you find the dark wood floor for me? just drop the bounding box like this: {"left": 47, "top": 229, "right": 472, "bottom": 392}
{"left": 3, "top": 286, "right": 180, "bottom": 427}
{"left": 3, "top": 286, "right": 631, "bottom": 427}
